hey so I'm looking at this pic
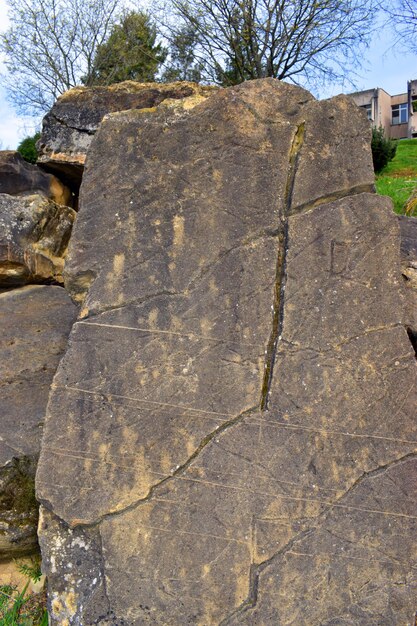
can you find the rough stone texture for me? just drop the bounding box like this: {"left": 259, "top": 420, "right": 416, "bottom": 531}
{"left": 36, "top": 79, "right": 416, "bottom": 624}
{"left": 0, "top": 285, "right": 77, "bottom": 558}
{"left": 399, "top": 215, "right": 417, "bottom": 350}
{"left": 0, "top": 193, "right": 76, "bottom": 286}
{"left": 37, "top": 81, "right": 217, "bottom": 191}
{"left": 0, "top": 151, "right": 72, "bottom": 206}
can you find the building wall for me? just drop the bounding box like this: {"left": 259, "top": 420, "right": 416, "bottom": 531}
{"left": 378, "top": 89, "right": 394, "bottom": 135}
{"left": 409, "top": 79, "right": 417, "bottom": 138}
{"left": 349, "top": 81, "right": 416, "bottom": 140}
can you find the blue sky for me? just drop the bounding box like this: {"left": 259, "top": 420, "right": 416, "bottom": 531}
{"left": 0, "top": 0, "right": 416, "bottom": 149}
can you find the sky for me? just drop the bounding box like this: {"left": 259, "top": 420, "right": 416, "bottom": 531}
{"left": 0, "top": 0, "right": 416, "bottom": 149}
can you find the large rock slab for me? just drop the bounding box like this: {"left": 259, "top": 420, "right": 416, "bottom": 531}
{"left": 36, "top": 79, "right": 416, "bottom": 624}
{"left": 0, "top": 285, "right": 77, "bottom": 558}
{"left": 399, "top": 215, "right": 417, "bottom": 352}
{"left": 37, "top": 81, "right": 217, "bottom": 191}
{"left": 0, "top": 151, "right": 72, "bottom": 206}
{"left": 0, "top": 193, "right": 76, "bottom": 286}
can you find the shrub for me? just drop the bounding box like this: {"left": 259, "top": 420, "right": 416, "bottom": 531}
{"left": 17, "top": 132, "right": 41, "bottom": 164}
{"left": 371, "top": 126, "right": 397, "bottom": 173}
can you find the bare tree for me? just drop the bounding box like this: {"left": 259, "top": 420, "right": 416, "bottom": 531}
{"left": 383, "top": 0, "right": 417, "bottom": 53}
{"left": 161, "top": 0, "right": 376, "bottom": 89}
{"left": 0, "top": 0, "right": 122, "bottom": 115}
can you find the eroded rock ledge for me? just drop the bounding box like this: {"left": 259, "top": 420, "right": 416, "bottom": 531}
{"left": 36, "top": 79, "right": 416, "bottom": 625}
{"left": 0, "top": 193, "right": 76, "bottom": 286}
{"left": 37, "top": 81, "right": 218, "bottom": 192}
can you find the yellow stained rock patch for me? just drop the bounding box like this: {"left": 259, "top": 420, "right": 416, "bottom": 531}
{"left": 209, "top": 278, "right": 219, "bottom": 294}
{"left": 51, "top": 590, "right": 77, "bottom": 620}
{"left": 39, "top": 151, "right": 85, "bottom": 166}
{"left": 200, "top": 317, "right": 211, "bottom": 334}
{"left": 113, "top": 252, "right": 125, "bottom": 276}
{"left": 213, "top": 169, "right": 223, "bottom": 186}
{"left": 160, "top": 450, "right": 172, "bottom": 475}
{"left": 148, "top": 308, "right": 159, "bottom": 328}
{"left": 172, "top": 214, "right": 185, "bottom": 251}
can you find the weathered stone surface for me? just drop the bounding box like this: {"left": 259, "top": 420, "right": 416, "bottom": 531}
{"left": 0, "top": 285, "right": 77, "bottom": 557}
{"left": 36, "top": 79, "right": 416, "bottom": 623}
{"left": 37, "top": 81, "right": 217, "bottom": 190}
{"left": 0, "top": 151, "right": 72, "bottom": 206}
{"left": 399, "top": 215, "right": 417, "bottom": 351}
{"left": 0, "top": 193, "right": 76, "bottom": 286}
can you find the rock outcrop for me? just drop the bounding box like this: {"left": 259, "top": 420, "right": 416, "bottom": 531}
{"left": 399, "top": 214, "right": 417, "bottom": 350}
{"left": 36, "top": 79, "right": 416, "bottom": 624}
{"left": 0, "top": 285, "right": 77, "bottom": 558}
{"left": 0, "top": 193, "right": 76, "bottom": 286}
{"left": 0, "top": 151, "right": 72, "bottom": 206}
{"left": 37, "top": 81, "right": 217, "bottom": 191}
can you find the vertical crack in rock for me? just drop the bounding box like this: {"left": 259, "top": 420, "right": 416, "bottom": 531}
{"left": 220, "top": 528, "right": 314, "bottom": 624}
{"left": 221, "top": 451, "right": 417, "bottom": 624}
{"left": 283, "top": 122, "right": 306, "bottom": 215}
{"left": 261, "top": 122, "right": 305, "bottom": 410}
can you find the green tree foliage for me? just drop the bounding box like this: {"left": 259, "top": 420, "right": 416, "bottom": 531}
{"left": 17, "top": 132, "right": 41, "bottom": 164}
{"left": 371, "top": 126, "right": 397, "bottom": 173}
{"left": 0, "top": 0, "right": 122, "bottom": 115}
{"left": 162, "top": 26, "right": 205, "bottom": 82}
{"left": 87, "top": 11, "right": 167, "bottom": 85}
{"left": 163, "top": 0, "right": 376, "bottom": 88}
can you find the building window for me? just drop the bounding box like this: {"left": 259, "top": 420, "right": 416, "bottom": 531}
{"left": 392, "top": 103, "right": 408, "bottom": 125}
{"left": 360, "top": 104, "right": 372, "bottom": 120}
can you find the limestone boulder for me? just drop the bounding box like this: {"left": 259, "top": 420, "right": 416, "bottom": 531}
{"left": 36, "top": 79, "right": 416, "bottom": 624}
{"left": 399, "top": 214, "right": 417, "bottom": 348}
{"left": 37, "top": 81, "right": 217, "bottom": 191}
{"left": 399, "top": 214, "right": 417, "bottom": 279}
{"left": 0, "top": 193, "right": 76, "bottom": 286}
{"left": 0, "top": 151, "right": 72, "bottom": 206}
{"left": 0, "top": 285, "right": 77, "bottom": 558}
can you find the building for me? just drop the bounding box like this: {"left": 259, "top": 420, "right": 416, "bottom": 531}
{"left": 349, "top": 79, "right": 417, "bottom": 139}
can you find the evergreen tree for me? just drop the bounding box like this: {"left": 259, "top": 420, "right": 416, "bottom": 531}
{"left": 87, "top": 11, "right": 167, "bottom": 85}
{"left": 162, "top": 26, "right": 205, "bottom": 83}
{"left": 17, "top": 132, "right": 41, "bottom": 164}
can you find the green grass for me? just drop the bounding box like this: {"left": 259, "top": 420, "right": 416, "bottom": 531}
{"left": 0, "top": 582, "right": 47, "bottom": 625}
{"left": 0, "top": 561, "right": 47, "bottom": 626}
{"left": 375, "top": 138, "right": 417, "bottom": 215}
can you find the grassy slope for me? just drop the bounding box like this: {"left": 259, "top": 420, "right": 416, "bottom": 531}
{"left": 375, "top": 139, "right": 417, "bottom": 215}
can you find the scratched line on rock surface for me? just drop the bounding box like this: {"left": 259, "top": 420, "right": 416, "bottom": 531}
{"left": 171, "top": 475, "right": 417, "bottom": 520}
{"left": 56, "top": 386, "right": 416, "bottom": 446}
{"left": 42, "top": 447, "right": 167, "bottom": 476}
{"left": 58, "top": 385, "right": 235, "bottom": 417}
{"left": 135, "top": 524, "right": 250, "bottom": 545}
{"left": 245, "top": 417, "right": 417, "bottom": 445}
{"left": 285, "top": 550, "right": 412, "bottom": 565}
{"left": 77, "top": 320, "right": 263, "bottom": 348}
